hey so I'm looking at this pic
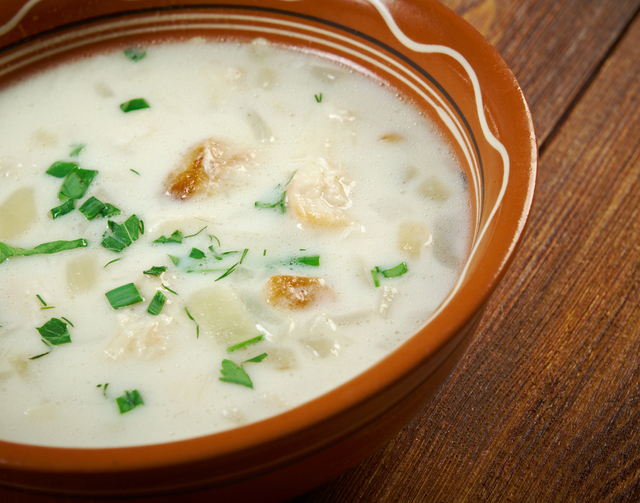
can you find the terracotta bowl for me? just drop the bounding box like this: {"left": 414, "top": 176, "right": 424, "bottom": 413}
{"left": 0, "top": 1, "right": 536, "bottom": 501}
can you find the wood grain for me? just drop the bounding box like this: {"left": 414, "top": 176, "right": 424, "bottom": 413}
{"left": 444, "top": 0, "right": 640, "bottom": 146}
{"left": 295, "top": 2, "right": 640, "bottom": 502}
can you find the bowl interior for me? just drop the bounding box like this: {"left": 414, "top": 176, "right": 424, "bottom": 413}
{"left": 0, "top": 0, "right": 536, "bottom": 497}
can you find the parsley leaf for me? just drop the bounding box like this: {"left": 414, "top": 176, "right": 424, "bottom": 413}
{"left": 36, "top": 318, "right": 71, "bottom": 345}
{"left": 116, "top": 390, "right": 144, "bottom": 413}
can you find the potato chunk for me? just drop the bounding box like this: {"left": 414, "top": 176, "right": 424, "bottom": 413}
{"left": 0, "top": 187, "right": 38, "bottom": 240}
{"left": 66, "top": 253, "right": 98, "bottom": 292}
{"left": 287, "top": 157, "right": 354, "bottom": 228}
{"left": 187, "top": 285, "right": 258, "bottom": 345}
{"left": 265, "top": 275, "right": 331, "bottom": 310}
{"left": 165, "top": 139, "right": 251, "bottom": 200}
{"left": 105, "top": 316, "right": 171, "bottom": 361}
{"left": 398, "top": 222, "right": 430, "bottom": 258}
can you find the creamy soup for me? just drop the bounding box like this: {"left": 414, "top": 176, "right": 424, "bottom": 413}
{"left": 0, "top": 38, "right": 469, "bottom": 447}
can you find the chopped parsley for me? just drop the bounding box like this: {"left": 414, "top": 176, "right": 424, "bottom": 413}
{"left": 168, "top": 254, "right": 180, "bottom": 266}
{"left": 154, "top": 230, "right": 183, "bottom": 244}
{"left": 255, "top": 189, "right": 287, "bottom": 213}
{"left": 219, "top": 359, "right": 253, "bottom": 388}
{"left": 105, "top": 283, "right": 143, "bottom": 309}
{"left": 285, "top": 255, "right": 320, "bottom": 267}
{"left": 189, "top": 247, "right": 206, "bottom": 260}
{"left": 36, "top": 318, "right": 72, "bottom": 345}
{"left": 215, "top": 248, "right": 248, "bottom": 281}
{"left": 0, "top": 239, "right": 88, "bottom": 264}
{"left": 143, "top": 266, "right": 167, "bottom": 276}
{"left": 46, "top": 161, "right": 78, "bottom": 178}
{"left": 116, "top": 390, "right": 144, "bottom": 413}
{"left": 58, "top": 167, "right": 98, "bottom": 201}
{"left": 100, "top": 215, "right": 144, "bottom": 252}
{"left": 78, "top": 196, "right": 121, "bottom": 220}
{"left": 120, "top": 98, "right": 150, "bottom": 113}
{"left": 69, "top": 144, "right": 85, "bottom": 157}
{"left": 97, "top": 383, "right": 109, "bottom": 398}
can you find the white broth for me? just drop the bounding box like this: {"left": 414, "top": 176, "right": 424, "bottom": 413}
{"left": 0, "top": 38, "right": 470, "bottom": 447}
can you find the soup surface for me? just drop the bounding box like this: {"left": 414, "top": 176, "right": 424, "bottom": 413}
{"left": 0, "top": 38, "right": 469, "bottom": 447}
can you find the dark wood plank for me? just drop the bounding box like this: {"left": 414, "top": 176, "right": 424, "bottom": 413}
{"left": 297, "top": 7, "right": 640, "bottom": 503}
{"left": 443, "top": 0, "right": 640, "bottom": 146}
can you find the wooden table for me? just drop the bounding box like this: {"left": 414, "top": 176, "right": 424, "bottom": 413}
{"left": 294, "top": 0, "right": 640, "bottom": 501}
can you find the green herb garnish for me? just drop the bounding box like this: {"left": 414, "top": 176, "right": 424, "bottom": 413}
{"left": 255, "top": 189, "right": 287, "bottom": 213}
{"left": 130, "top": 169, "right": 140, "bottom": 175}
{"left": 315, "top": 93, "right": 323, "bottom": 103}
{"left": 36, "top": 318, "right": 71, "bottom": 345}
{"left": 168, "top": 254, "right": 180, "bottom": 266}
{"left": 124, "top": 48, "right": 146, "bottom": 61}
{"left": 69, "top": 144, "right": 85, "bottom": 157}
{"left": 154, "top": 230, "right": 183, "bottom": 244}
{"left": 147, "top": 291, "right": 166, "bottom": 316}
{"left": 104, "top": 258, "right": 121, "bottom": 268}
{"left": 184, "top": 307, "right": 199, "bottom": 338}
{"left": 105, "top": 283, "right": 143, "bottom": 309}
{"left": 46, "top": 161, "right": 78, "bottom": 178}
{"left": 184, "top": 226, "right": 207, "bottom": 238}
{"left": 0, "top": 239, "right": 87, "bottom": 264}
{"left": 50, "top": 198, "right": 75, "bottom": 219}
{"left": 29, "top": 339, "right": 54, "bottom": 360}
{"left": 97, "top": 383, "right": 109, "bottom": 398}
{"left": 36, "top": 294, "right": 47, "bottom": 307}
{"left": 372, "top": 262, "right": 409, "bottom": 287}
{"left": 61, "top": 317, "right": 74, "bottom": 327}
{"left": 189, "top": 247, "right": 206, "bottom": 260}
{"left": 143, "top": 266, "right": 167, "bottom": 276}
{"left": 227, "top": 335, "right": 265, "bottom": 353}
{"left": 100, "top": 215, "right": 144, "bottom": 252}
{"left": 120, "top": 98, "right": 150, "bottom": 113}
{"left": 219, "top": 359, "right": 253, "bottom": 388}
{"left": 59, "top": 167, "right": 98, "bottom": 201}
{"left": 116, "top": 390, "right": 144, "bottom": 413}
{"left": 245, "top": 353, "right": 268, "bottom": 363}
{"left": 286, "top": 255, "right": 320, "bottom": 267}
{"left": 162, "top": 284, "right": 178, "bottom": 295}
{"left": 215, "top": 248, "right": 248, "bottom": 281}
{"left": 79, "top": 196, "right": 121, "bottom": 220}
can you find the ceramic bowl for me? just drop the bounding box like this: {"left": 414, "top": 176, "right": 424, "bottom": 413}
{"left": 0, "top": 1, "right": 536, "bottom": 501}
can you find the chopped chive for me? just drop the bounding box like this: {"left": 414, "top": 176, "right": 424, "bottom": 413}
{"left": 245, "top": 353, "right": 268, "bottom": 363}
{"left": 104, "top": 258, "right": 121, "bottom": 268}
{"left": 286, "top": 255, "right": 320, "bottom": 267}
{"left": 124, "top": 48, "right": 146, "bottom": 61}
{"left": 209, "top": 235, "right": 221, "bottom": 247}
{"left": 50, "top": 198, "right": 75, "bottom": 219}
{"left": 0, "top": 239, "right": 88, "bottom": 264}
{"left": 189, "top": 247, "right": 206, "bottom": 260}
{"left": 120, "top": 98, "right": 150, "bottom": 113}
{"left": 154, "top": 230, "right": 183, "bottom": 244}
{"left": 40, "top": 306, "right": 56, "bottom": 310}
{"left": 185, "top": 307, "right": 199, "bottom": 338}
{"left": 46, "top": 161, "right": 78, "bottom": 178}
{"left": 263, "top": 249, "right": 266, "bottom": 256}
{"left": 314, "top": 93, "right": 323, "bottom": 103}
{"left": 371, "top": 269, "right": 380, "bottom": 288}
{"left": 61, "top": 317, "right": 74, "bottom": 327}
{"left": 162, "top": 284, "right": 178, "bottom": 295}
{"left": 105, "top": 283, "right": 143, "bottom": 309}
{"left": 130, "top": 169, "right": 141, "bottom": 175}
{"left": 36, "top": 294, "right": 47, "bottom": 307}
{"left": 97, "top": 383, "right": 109, "bottom": 398}
{"left": 29, "top": 339, "right": 54, "bottom": 360}
{"left": 147, "top": 291, "right": 166, "bottom": 316}
{"left": 59, "top": 168, "right": 98, "bottom": 201}
{"left": 219, "top": 359, "right": 253, "bottom": 388}
{"left": 143, "top": 266, "right": 167, "bottom": 276}
{"left": 116, "top": 390, "right": 144, "bottom": 413}
{"left": 185, "top": 226, "right": 207, "bottom": 238}
{"left": 168, "top": 255, "right": 180, "bottom": 266}
{"left": 69, "top": 144, "right": 85, "bottom": 157}
{"left": 380, "top": 262, "right": 409, "bottom": 278}
{"left": 36, "top": 318, "right": 71, "bottom": 345}
{"left": 215, "top": 262, "right": 238, "bottom": 281}
{"left": 227, "top": 335, "right": 265, "bottom": 353}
